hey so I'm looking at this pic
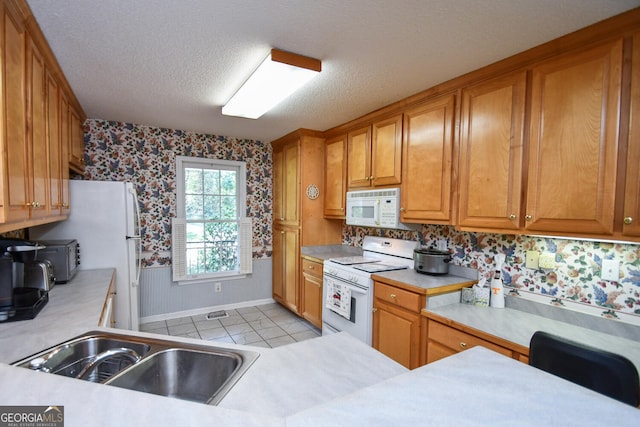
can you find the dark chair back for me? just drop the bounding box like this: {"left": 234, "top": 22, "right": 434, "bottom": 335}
{"left": 529, "top": 331, "right": 639, "bottom": 406}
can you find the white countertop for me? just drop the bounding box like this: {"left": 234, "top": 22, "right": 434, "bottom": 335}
{"left": 0, "top": 269, "right": 115, "bottom": 363}
{"left": 288, "top": 346, "right": 640, "bottom": 426}
{"left": 1, "top": 267, "right": 638, "bottom": 425}
{"left": 427, "top": 303, "right": 640, "bottom": 373}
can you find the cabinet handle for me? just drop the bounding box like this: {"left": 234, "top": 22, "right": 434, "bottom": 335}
{"left": 525, "top": 215, "right": 532, "bottom": 221}
{"left": 390, "top": 293, "right": 397, "bottom": 299}
{"left": 460, "top": 342, "right": 467, "bottom": 349}
{"left": 509, "top": 214, "right": 516, "bottom": 220}
{"left": 280, "top": 217, "right": 284, "bottom": 221}
{"left": 372, "top": 308, "right": 377, "bottom": 313}
{"left": 308, "top": 265, "right": 314, "bottom": 269}
{"left": 29, "top": 201, "right": 41, "bottom": 208}
{"left": 280, "top": 231, "right": 284, "bottom": 234}
{"left": 369, "top": 176, "right": 374, "bottom": 180}
{"left": 624, "top": 217, "right": 633, "bottom": 225}
{"left": 399, "top": 207, "right": 405, "bottom": 212}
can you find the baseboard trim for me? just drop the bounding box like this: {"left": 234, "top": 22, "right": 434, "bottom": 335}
{"left": 139, "top": 298, "right": 277, "bottom": 324}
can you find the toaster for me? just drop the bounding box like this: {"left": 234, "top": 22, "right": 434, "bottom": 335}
{"left": 24, "top": 260, "right": 56, "bottom": 291}
{"left": 34, "top": 239, "right": 80, "bottom": 284}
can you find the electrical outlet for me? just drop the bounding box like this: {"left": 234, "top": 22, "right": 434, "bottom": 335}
{"left": 601, "top": 259, "right": 620, "bottom": 281}
{"left": 525, "top": 251, "right": 539, "bottom": 269}
{"left": 539, "top": 252, "right": 556, "bottom": 269}
{"left": 215, "top": 282, "right": 222, "bottom": 292}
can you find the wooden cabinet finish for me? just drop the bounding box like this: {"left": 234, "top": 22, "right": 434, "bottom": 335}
{"left": 0, "top": 0, "right": 84, "bottom": 232}
{"left": 401, "top": 95, "right": 455, "bottom": 224}
{"left": 1, "top": 2, "right": 28, "bottom": 223}
{"left": 373, "top": 280, "right": 425, "bottom": 369}
{"left": 525, "top": 40, "right": 622, "bottom": 235}
{"left": 347, "top": 115, "right": 402, "bottom": 189}
{"left": 272, "top": 226, "right": 299, "bottom": 313}
{"left": 300, "top": 257, "right": 323, "bottom": 328}
{"left": 347, "top": 126, "right": 371, "bottom": 188}
{"left": 323, "top": 134, "right": 347, "bottom": 218}
{"left": 458, "top": 72, "right": 526, "bottom": 230}
{"left": 68, "top": 105, "right": 84, "bottom": 173}
{"left": 271, "top": 130, "right": 342, "bottom": 316}
{"left": 422, "top": 314, "right": 529, "bottom": 365}
{"left": 273, "top": 141, "right": 299, "bottom": 226}
{"left": 26, "top": 36, "right": 49, "bottom": 219}
{"left": 622, "top": 32, "right": 640, "bottom": 237}
{"left": 371, "top": 114, "right": 403, "bottom": 187}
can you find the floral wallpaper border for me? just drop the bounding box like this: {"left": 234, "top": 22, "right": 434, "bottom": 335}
{"left": 343, "top": 225, "right": 640, "bottom": 324}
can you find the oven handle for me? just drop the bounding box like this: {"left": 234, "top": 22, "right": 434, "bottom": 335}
{"left": 323, "top": 276, "right": 368, "bottom": 295}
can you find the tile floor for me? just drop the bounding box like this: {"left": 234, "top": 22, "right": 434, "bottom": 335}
{"left": 139, "top": 303, "right": 322, "bottom": 348}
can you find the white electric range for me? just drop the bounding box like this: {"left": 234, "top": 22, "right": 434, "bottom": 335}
{"left": 322, "top": 236, "right": 419, "bottom": 345}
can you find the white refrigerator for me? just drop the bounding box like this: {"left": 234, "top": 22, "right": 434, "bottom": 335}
{"left": 30, "top": 180, "right": 142, "bottom": 330}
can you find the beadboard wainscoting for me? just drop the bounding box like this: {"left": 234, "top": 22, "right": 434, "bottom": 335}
{"left": 139, "top": 258, "right": 272, "bottom": 321}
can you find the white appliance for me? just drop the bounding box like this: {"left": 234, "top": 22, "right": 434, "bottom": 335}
{"left": 346, "top": 188, "right": 415, "bottom": 230}
{"left": 322, "top": 236, "right": 419, "bottom": 345}
{"left": 30, "top": 181, "right": 142, "bottom": 330}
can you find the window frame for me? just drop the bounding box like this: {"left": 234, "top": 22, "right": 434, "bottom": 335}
{"left": 172, "top": 155, "right": 252, "bottom": 283}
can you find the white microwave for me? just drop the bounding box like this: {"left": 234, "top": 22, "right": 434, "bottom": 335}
{"left": 346, "top": 188, "right": 415, "bottom": 230}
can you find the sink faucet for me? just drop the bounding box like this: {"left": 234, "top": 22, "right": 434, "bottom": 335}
{"left": 76, "top": 348, "right": 142, "bottom": 380}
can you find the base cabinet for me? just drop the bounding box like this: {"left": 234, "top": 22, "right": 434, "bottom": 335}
{"left": 272, "top": 226, "right": 299, "bottom": 313}
{"left": 423, "top": 315, "right": 529, "bottom": 365}
{"left": 99, "top": 274, "right": 116, "bottom": 328}
{"left": 372, "top": 280, "right": 425, "bottom": 369}
{"left": 300, "top": 257, "right": 323, "bottom": 328}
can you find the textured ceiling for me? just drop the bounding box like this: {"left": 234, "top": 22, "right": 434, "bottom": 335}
{"left": 26, "top": 0, "right": 640, "bottom": 142}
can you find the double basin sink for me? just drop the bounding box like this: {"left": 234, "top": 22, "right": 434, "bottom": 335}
{"left": 12, "top": 331, "right": 259, "bottom": 405}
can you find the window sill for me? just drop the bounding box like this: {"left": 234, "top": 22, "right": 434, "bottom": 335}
{"left": 176, "top": 273, "right": 248, "bottom": 286}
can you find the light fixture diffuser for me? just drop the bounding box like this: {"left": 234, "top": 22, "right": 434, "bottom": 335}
{"left": 222, "top": 49, "right": 321, "bottom": 119}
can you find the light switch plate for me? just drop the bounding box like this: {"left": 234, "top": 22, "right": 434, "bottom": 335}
{"left": 525, "top": 251, "right": 539, "bottom": 269}
{"left": 601, "top": 259, "right": 620, "bottom": 281}
{"left": 539, "top": 252, "right": 556, "bottom": 269}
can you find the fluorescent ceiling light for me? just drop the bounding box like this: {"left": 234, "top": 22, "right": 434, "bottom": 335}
{"left": 222, "top": 49, "right": 321, "bottom": 119}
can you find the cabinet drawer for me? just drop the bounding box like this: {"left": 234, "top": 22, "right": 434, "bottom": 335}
{"left": 301, "top": 258, "right": 323, "bottom": 279}
{"left": 375, "top": 282, "right": 421, "bottom": 312}
{"left": 428, "top": 321, "right": 512, "bottom": 357}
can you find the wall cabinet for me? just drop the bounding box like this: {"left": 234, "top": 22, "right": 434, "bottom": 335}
{"left": 300, "top": 256, "right": 323, "bottom": 328}
{"left": 271, "top": 130, "right": 342, "bottom": 316}
{"left": 323, "top": 134, "right": 347, "bottom": 218}
{"left": 401, "top": 95, "right": 455, "bottom": 224}
{"left": 524, "top": 40, "right": 622, "bottom": 235}
{"left": 68, "top": 105, "right": 85, "bottom": 173}
{"left": 458, "top": 72, "right": 526, "bottom": 231}
{"left": 372, "top": 280, "right": 425, "bottom": 369}
{"left": 0, "top": 0, "right": 84, "bottom": 232}
{"left": 1, "top": 1, "right": 29, "bottom": 224}
{"left": 347, "top": 115, "right": 402, "bottom": 189}
{"left": 623, "top": 32, "right": 640, "bottom": 238}
{"left": 423, "top": 314, "right": 529, "bottom": 365}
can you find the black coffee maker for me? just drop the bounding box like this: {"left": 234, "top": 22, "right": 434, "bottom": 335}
{"left": 0, "top": 239, "right": 49, "bottom": 322}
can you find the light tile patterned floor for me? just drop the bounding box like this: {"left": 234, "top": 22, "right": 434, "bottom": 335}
{"left": 139, "top": 303, "right": 321, "bottom": 348}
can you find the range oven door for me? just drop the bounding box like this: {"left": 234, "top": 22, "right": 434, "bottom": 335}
{"left": 322, "top": 275, "right": 373, "bottom": 345}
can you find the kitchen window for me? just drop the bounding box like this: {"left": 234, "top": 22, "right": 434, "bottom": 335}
{"left": 172, "top": 156, "right": 252, "bottom": 283}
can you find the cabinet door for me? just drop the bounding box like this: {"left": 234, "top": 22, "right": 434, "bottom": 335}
{"left": 1, "top": 4, "right": 29, "bottom": 223}
{"left": 347, "top": 126, "right": 372, "bottom": 188}
{"left": 45, "top": 69, "right": 62, "bottom": 216}
{"left": 401, "top": 95, "right": 455, "bottom": 223}
{"left": 324, "top": 135, "right": 347, "bottom": 218}
{"left": 623, "top": 32, "right": 640, "bottom": 237}
{"left": 526, "top": 40, "right": 622, "bottom": 234}
{"left": 301, "top": 271, "right": 322, "bottom": 328}
{"left": 59, "top": 91, "right": 70, "bottom": 215}
{"left": 371, "top": 114, "right": 402, "bottom": 187}
{"left": 373, "top": 300, "right": 420, "bottom": 369}
{"left": 69, "top": 106, "right": 85, "bottom": 173}
{"left": 458, "top": 72, "right": 526, "bottom": 230}
{"left": 273, "top": 142, "right": 300, "bottom": 226}
{"left": 27, "top": 37, "right": 50, "bottom": 218}
{"left": 272, "top": 226, "right": 299, "bottom": 313}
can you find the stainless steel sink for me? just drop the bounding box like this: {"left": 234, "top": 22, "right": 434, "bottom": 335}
{"left": 107, "top": 348, "right": 244, "bottom": 404}
{"left": 13, "top": 335, "right": 151, "bottom": 382}
{"left": 12, "top": 331, "right": 259, "bottom": 405}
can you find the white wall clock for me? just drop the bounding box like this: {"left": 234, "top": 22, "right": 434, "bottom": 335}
{"left": 305, "top": 184, "right": 320, "bottom": 200}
